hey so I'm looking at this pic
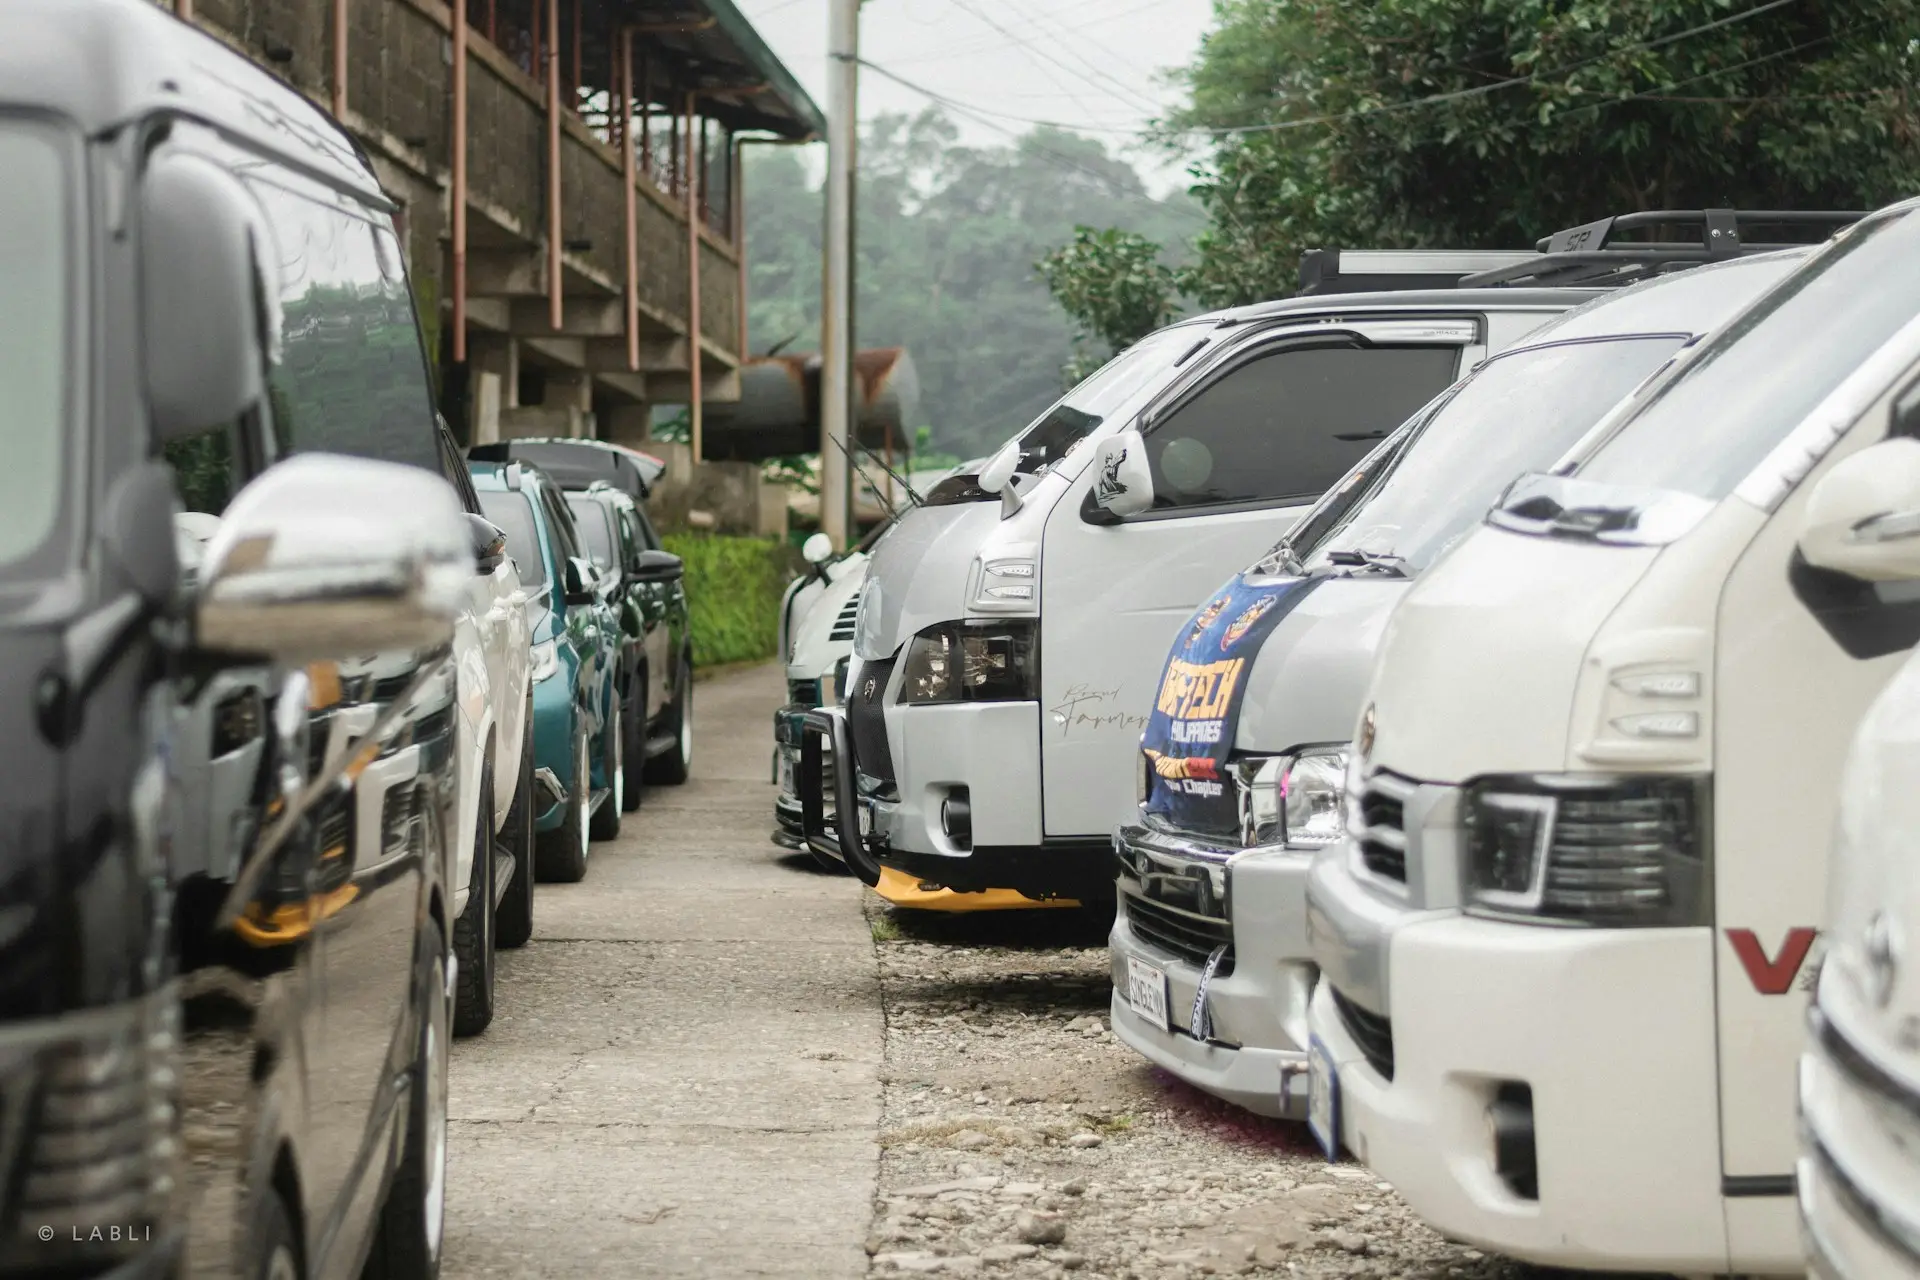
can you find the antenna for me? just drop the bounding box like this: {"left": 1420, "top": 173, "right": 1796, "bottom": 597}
{"left": 827, "top": 430, "right": 925, "bottom": 512}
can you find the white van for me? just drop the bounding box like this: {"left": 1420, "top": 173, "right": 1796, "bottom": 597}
{"left": 1106, "top": 249, "right": 1802, "bottom": 1119}
{"left": 802, "top": 248, "right": 1632, "bottom": 895}
{"left": 1799, "top": 536, "right": 1920, "bottom": 1277}
{"left": 1306, "top": 199, "right": 1920, "bottom": 1275}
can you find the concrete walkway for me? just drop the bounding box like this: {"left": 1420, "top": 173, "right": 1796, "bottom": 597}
{"left": 443, "top": 663, "right": 881, "bottom": 1278}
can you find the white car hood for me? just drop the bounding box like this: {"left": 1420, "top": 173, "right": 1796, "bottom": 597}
{"left": 787, "top": 557, "right": 869, "bottom": 682}
{"left": 855, "top": 500, "right": 1004, "bottom": 660}
{"left": 1234, "top": 577, "right": 1410, "bottom": 754}
{"left": 1362, "top": 526, "right": 1661, "bottom": 783}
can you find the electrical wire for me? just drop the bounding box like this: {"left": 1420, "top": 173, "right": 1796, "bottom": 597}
{"left": 870, "top": 0, "right": 1806, "bottom": 139}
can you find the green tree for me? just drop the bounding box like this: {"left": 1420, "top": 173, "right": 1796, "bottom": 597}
{"left": 744, "top": 109, "right": 1199, "bottom": 457}
{"left": 1038, "top": 227, "right": 1180, "bottom": 381}
{"left": 1047, "top": 0, "right": 1920, "bottom": 315}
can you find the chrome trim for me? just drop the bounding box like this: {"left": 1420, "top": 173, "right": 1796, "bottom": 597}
{"left": 533, "top": 767, "right": 566, "bottom": 807}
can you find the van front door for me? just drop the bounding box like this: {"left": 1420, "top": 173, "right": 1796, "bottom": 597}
{"left": 1037, "top": 321, "right": 1474, "bottom": 837}
{"left": 1713, "top": 376, "right": 1920, "bottom": 1230}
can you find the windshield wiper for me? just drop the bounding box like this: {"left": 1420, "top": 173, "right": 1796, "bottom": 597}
{"left": 1326, "top": 549, "right": 1409, "bottom": 577}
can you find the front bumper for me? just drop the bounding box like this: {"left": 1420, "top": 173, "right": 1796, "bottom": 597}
{"left": 1307, "top": 851, "right": 1743, "bottom": 1274}
{"left": 530, "top": 675, "right": 576, "bottom": 832}
{"left": 1108, "top": 822, "right": 1316, "bottom": 1119}
{"left": 800, "top": 696, "right": 1109, "bottom": 900}
{"left": 773, "top": 703, "right": 825, "bottom": 844}
{"left": 1798, "top": 1010, "right": 1920, "bottom": 1278}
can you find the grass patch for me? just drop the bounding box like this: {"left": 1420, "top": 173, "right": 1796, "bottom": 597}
{"left": 871, "top": 916, "right": 902, "bottom": 944}
{"left": 662, "top": 534, "right": 797, "bottom": 668}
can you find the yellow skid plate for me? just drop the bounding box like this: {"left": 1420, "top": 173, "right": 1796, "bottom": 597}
{"left": 871, "top": 866, "right": 1078, "bottom": 912}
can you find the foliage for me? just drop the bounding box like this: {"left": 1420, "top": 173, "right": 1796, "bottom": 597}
{"left": 745, "top": 109, "right": 1199, "bottom": 457}
{"left": 661, "top": 534, "right": 795, "bottom": 667}
{"left": 1043, "top": 0, "right": 1920, "bottom": 316}
{"left": 651, "top": 407, "right": 691, "bottom": 445}
{"left": 1037, "top": 226, "right": 1180, "bottom": 380}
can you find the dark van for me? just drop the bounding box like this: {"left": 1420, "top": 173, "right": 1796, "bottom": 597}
{"left": 5, "top": 3, "right": 482, "bottom": 1276}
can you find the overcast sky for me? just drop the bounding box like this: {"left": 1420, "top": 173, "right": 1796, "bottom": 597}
{"left": 735, "top": 0, "right": 1217, "bottom": 186}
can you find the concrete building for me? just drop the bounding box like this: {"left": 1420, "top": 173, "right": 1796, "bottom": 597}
{"left": 163, "top": 0, "right": 822, "bottom": 475}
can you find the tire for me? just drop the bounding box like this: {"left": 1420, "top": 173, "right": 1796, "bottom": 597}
{"left": 361, "top": 917, "right": 448, "bottom": 1280}
{"left": 620, "top": 670, "right": 644, "bottom": 813}
{"left": 643, "top": 652, "right": 692, "bottom": 786}
{"left": 451, "top": 770, "right": 495, "bottom": 1037}
{"left": 494, "top": 697, "right": 536, "bottom": 950}
{"left": 248, "top": 1188, "right": 300, "bottom": 1280}
{"left": 589, "top": 698, "right": 623, "bottom": 842}
{"left": 535, "top": 714, "right": 590, "bottom": 882}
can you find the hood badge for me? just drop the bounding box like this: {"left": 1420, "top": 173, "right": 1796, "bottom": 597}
{"left": 1357, "top": 703, "right": 1376, "bottom": 761}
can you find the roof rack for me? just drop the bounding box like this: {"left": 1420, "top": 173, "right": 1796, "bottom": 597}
{"left": 1462, "top": 208, "right": 1868, "bottom": 288}
{"left": 1301, "top": 209, "right": 1869, "bottom": 295}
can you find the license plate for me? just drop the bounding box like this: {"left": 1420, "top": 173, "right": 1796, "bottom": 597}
{"left": 777, "top": 752, "right": 794, "bottom": 795}
{"left": 1307, "top": 1036, "right": 1340, "bottom": 1161}
{"left": 1126, "top": 955, "right": 1170, "bottom": 1033}
{"left": 857, "top": 803, "right": 873, "bottom": 838}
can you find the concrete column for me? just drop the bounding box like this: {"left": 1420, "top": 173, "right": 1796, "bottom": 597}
{"left": 470, "top": 333, "right": 520, "bottom": 408}
{"left": 604, "top": 403, "right": 653, "bottom": 447}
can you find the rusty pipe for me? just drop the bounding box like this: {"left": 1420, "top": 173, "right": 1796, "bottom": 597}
{"left": 331, "top": 0, "right": 348, "bottom": 118}
{"left": 175, "top": 0, "right": 193, "bottom": 19}
{"left": 732, "top": 136, "right": 745, "bottom": 359}
{"left": 621, "top": 28, "right": 639, "bottom": 372}
{"left": 686, "top": 92, "right": 702, "bottom": 463}
{"left": 452, "top": 0, "right": 468, "bottom": 362}
{"left": 546, "top": 0, "right": 563, "bottom": 331}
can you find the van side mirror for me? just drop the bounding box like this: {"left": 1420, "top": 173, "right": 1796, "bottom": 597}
{"left": 1090, "top": 429, "right": 1154, "bottom": 520}
{"left": 468, "top": 514, "right": 508, "bottom": 575}
{"left": 563, "top": 557, "right": 598, "bottom": 605}
{"left": 1798, "top": 438, "right": 1920, "bottom": 582}
{"left": 141, "top": 152, "right": 268, "bottom": 442}
{"left": 195, "top": 456, "right": 471, "bottom": 661}
{"left": 632, "top": 549, "right": 685, "bottom": 583}
{"left": 802, "top": 532, "right": 834, "bottom": 565}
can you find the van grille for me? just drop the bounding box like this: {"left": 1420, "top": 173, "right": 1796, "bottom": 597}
{"left": 845, "top": 656, "right": 897, "bottom": 787}
{"left": 1122, "top": 894, "right": 1234, "bottom": 973}
{"left": 1330, "top": 986, "right": 1394, "bottom": 1080}
{"left": 828, "top": 588, "right": 864, "bottom": 642}
{"left": 787, "top": 678, "right": 821, "bottom": 709}
{"left": 1354, "top": 771, "right": 1415, "bottom": 884}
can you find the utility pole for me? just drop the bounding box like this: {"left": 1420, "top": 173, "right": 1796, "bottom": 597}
{"left": 820, "top": 0, "right": 858, "bottom": 550}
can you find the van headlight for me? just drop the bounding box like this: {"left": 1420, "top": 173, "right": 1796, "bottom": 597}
{"left": 1234, "top": 745, "right": 1348, "bottom": 849}
{"left": 529, "top": 639, "right": 560, "bottom": 683}
{"left": 898, "top": 620, "right": 1038, "bottom": 704}
{"left": 1462, "top": 774, "right": 1709, "bottom": 927}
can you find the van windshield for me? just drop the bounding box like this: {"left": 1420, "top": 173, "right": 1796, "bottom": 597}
{"left": 1555, "top": 204, "right": 1920, "bottom": 503}
{"left": 1274, "top": 334, "right": 1687, "bottom": 576}
{"left": 1007, "top": 324, "right": 1207, "bottom": 474}
{"left": 0, "top": 123, "right": 73, "bottom": 583}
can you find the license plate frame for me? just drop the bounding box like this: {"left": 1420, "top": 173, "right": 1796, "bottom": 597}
{"left": 1307, "top": 1035, "right": 1340, "bottom": 1161}
{"left": 1126, "top": 955, "right": 1171, "bottom": 1033}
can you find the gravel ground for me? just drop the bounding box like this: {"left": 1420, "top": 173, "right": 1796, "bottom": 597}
{"left": 861, "top": 900, "right": 1587, "bottom": 1280}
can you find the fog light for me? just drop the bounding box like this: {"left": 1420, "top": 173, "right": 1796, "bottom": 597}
{"left": 941, "top": 789, "right": 972, "bottom": 849}
{"left": 1487, "top": 1082, "right": 1537, "bottom": 1200}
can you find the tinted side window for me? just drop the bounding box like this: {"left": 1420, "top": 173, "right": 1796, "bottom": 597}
{"left": 632, "top": 505, "right": 663, "bottom": 551}
{"left": 538, "top": 484, "right": 583, "bottom": 562}
{"left": 478, "top": 490, "right": 547, "bottom": 589}
{"left": 246, "top": 177, "right": 439, "bottom": 472}
{"left": 567, "top": 496, "right": 615, "bottom": 564}
{"left": 1145, "top": 343, "right": 1458, "bottom": 510}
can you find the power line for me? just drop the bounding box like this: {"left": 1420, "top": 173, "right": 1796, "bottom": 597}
{"left": 856, "top": 58, "right": 1207, "bottom": 227}
{"left": 869, "top": 0, "right": 1805, "bottom": 141}
{"left": 942, "top": 0, "right": 1165, "bottom": 118}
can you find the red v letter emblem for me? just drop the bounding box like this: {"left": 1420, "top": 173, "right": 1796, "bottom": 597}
{"left": 1726, "top": 927, "right": 1818, "bottom": 996}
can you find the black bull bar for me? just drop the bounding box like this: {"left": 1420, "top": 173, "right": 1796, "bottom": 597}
{"left": 798, "top": 707, "right": 884, "bottom": 885}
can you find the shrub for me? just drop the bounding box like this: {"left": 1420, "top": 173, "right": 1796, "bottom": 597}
{"left": 663, "top": 534, "right": 796, "bottom": 668}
